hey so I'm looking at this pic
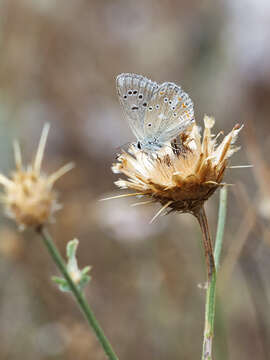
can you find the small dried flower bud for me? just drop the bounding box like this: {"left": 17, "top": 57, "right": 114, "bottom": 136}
{"left": 111, "top": 116, "right": 243, "bottom": 220}
{"left": 0, "top": 124, "right": 74, "bottom": 229}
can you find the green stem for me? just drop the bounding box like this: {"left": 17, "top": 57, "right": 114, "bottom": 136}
{"left": 214, "top": 187, "right": 228, "bottom": 270}
{"left": 37, "top": 226, "right": 119, "bottom": 360}
{"left": 196, "top": 187, "right": 228, "bottom": 360}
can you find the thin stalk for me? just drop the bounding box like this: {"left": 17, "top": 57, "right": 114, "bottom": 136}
{"left": 214, "top": 187, "right": 228, "bottom": 270}
{"left": 214, "top": 187, "right": 229, "bottom": 360}
{"left": 195, "top": 206, "right": 216, "bottom": 281}
{"left": 195, "top": 187, "right": 228, "bottom": 360}
{"left": 37, "top": 226, "right": 119, "bottom": 360}
{"left": 195, "top": 206, "right": 216, "bottom": 360}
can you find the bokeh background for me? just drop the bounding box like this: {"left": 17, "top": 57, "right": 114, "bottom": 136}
{"left": 0, "top": 0, "right": 270, "bottom": 359}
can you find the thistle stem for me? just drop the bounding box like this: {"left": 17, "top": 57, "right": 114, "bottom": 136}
{"left": 37, "top": 226, "right": 119, "bottom": 360}
{"left": 195, "top": 187, "right": 228, "bottom": 360}
{"left": 214, "top": 187, "right": 228, "bottom": 270}
{"left": 195, "top": 206, "right": 216, "bottom": 360}
{"left": 196, "top": 206, "right": 216, "bottom": 281}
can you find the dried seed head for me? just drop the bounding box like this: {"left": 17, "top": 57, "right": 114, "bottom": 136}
{"left": 112, "top": 116, "right": 242, "bottom": 218}
{"left": 0, "top": 124, "right": 74, "bottom": 229}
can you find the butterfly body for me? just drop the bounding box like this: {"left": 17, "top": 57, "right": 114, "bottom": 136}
{"left": 116, "top": 73, "right": 194, "bottom": 153}
{"left": 137, "top": 140, "right": 162, "bottom": 152}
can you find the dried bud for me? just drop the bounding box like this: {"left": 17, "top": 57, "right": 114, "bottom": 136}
{"left": 0, "top": 124, "right": 74, "bottom": 229}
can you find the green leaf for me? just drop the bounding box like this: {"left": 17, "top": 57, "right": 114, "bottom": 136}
{"left": 52, "top": 276, "right": 67, "bottom": 286}
{"left": 81, "top": 266, "right": 92, "bottom": 276}
{"left": 79, "top": 275, "right": 91, "bottom": 289}
{"left": 52, "top": 276, "right": 72, "bottom": 292}
{"left": 67, "top": 238, "right": 79, "bottom": 259}
{"left": 59, "top": 283, "right": 72, "bottom": 292}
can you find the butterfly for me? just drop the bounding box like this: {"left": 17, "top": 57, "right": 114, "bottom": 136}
{"left": 116, "top": 73, "right": 195, "bottom": 152}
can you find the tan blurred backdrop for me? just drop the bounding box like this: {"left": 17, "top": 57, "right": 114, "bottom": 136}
{"left": 0, "top": 1, "right": 270, "bottom": 359}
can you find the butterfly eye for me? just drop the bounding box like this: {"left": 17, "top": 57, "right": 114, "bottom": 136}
{"left": 169, "top": 100, "right": 172, "bottom": 104}
{"left": 133, "top": 90, "right": 138, "bottom": 95}
{"left": 123, "top": 95, "right": 127, "bottom": 99}
{"left": 173, "top": 113, "right": 177, "bottom": 117}
{"left": 164, "top": 98, "right": 168, "bottom": 103}
{"left": 172, "top": 106, "right": 176, "bottom": 110}
{"left": 147, "top": 123, "right": 152, "bottom": 127}
{"left": 137, "top": 142, "right": 141, "bottom": 149}
{"left": 155, "top": 104, "right": 160, "bottom": 109}
{"left": 148, "top": 106, "right": 153, "bottom": 111}
{"left": 142, "top": 102, "right": 147, "bottom": 107}
{"left": 131, "top": 105, "right": 139, "bottom": 111}
{"left": 128, "top": 90, "right": 132, "bottom": 96}
{"left": 138, "top": 94, "right": 143, "bottom": 99}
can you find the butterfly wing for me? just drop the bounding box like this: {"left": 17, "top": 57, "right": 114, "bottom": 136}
{"left": 143, "top": 82, "right": 194, "bottom": 143}
{"left": 116, "top": 73, "right": 158, "bottom": 141}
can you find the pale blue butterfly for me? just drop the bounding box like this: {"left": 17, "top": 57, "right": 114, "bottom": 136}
{"left": 116, "top": 73, "right": 195, "bottom": 152}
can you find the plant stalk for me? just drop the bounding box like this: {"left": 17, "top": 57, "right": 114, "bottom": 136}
{"left": 214, "top": 187, "right": 228, "bottom": 270}
{"left": 37, "top": 226, "right": 119, "bottom": 360}
{"left": 195, "top": 187, "right": 228, "bottom": 360}
{"left": 195, "top": 206, "right": 216, "bottom": 360}
{"left": 196, "top": 206, "right": 216, "bottom": 281}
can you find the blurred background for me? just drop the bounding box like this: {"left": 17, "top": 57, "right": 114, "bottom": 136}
{"left": 0, "top": 0, "right": 270, "bottom": 359}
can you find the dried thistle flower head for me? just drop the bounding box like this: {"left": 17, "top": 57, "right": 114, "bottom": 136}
{"left": 0, "top": 124, "right": 74, "bottom": 229}
{"left": 112, "top": 116, "right": 242, "bottom": 221}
